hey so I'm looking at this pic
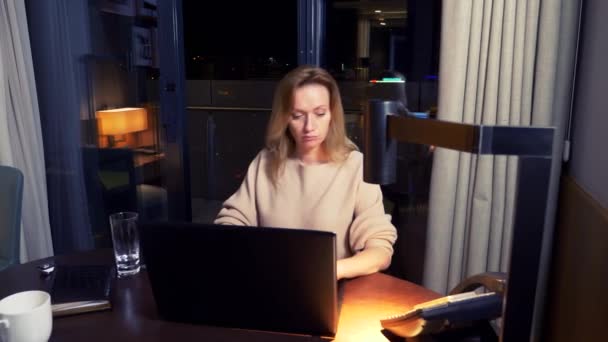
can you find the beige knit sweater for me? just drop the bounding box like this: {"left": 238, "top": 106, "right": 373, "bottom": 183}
{"left": 214, "top": 150, "right": 397, "bottom": 259}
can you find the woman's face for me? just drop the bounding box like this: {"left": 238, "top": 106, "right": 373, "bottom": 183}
{"left": 288, "top": 84, "right": 332, "bottom": 160}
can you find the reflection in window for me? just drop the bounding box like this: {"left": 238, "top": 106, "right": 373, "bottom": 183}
{"left": 325, "top": 0, "right": 441, "bottom": 113}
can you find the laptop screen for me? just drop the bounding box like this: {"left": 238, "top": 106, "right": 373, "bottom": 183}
{"left": 139, "top": 222, "right": 339, "bottom": 337}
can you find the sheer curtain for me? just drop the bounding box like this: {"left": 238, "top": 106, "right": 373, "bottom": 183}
{"left": 0, "top": 0, "right": 53, "bottom": 261}
{"left": 424, "top": 0, "right": 581, "bottom": 294}
{"left": 25, "top": 0, "right": 95, "bottom": 254}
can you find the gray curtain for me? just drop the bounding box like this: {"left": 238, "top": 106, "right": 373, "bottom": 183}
{"left": 0, "top": 0, "right": 54, "bottom": 261}
{"left": 424, "top": 0, "right": 581, "bottom": 295}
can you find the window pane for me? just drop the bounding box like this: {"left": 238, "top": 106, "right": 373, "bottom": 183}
{"left": 325, "top": 0, "right": 441, "bottom": 284}
{"left": 325, "top": 0, "right": 441, "bottom": 112}
{"left": 184, "top": 2, "right": 297, "bottom": 80}
{"left": 184, "top": 2, "right": 298, "bottom": 224}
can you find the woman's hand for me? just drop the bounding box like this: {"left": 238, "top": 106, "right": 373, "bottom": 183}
{"left": 336, "top": 246, "right": 392, "bottom": 280}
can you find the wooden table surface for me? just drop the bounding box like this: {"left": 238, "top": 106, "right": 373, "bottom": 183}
{"left": 0, "top": 249, "right": 440, "bottom": 341}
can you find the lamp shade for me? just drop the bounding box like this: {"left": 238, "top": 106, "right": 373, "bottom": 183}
{"left": 96, "top": 107, "right": 148, "bottom": 136}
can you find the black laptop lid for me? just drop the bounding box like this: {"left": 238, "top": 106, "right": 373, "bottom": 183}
{"left": 139, "top": 222, "right": 338, "bottom": 337}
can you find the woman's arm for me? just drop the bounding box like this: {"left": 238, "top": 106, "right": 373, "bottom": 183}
{"left": 214, "top": 152, "right": 262, "bottom": 226}
{"left": 344, "top": 157, "right": 398, "bottom": 280}
{"left": 337, "top": 246, "right": 392, "bottom": 280}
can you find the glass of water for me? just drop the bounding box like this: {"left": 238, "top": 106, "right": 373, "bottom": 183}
{"left": 109, "top": 212, "right": 141, "bottom": 277}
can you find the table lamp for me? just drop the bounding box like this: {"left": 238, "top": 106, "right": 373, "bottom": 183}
{"left": 96, "top": 107, "right": 148, "bottom": 147}
{"left": 364, "top": 99, "right": 555, "bottom": 341}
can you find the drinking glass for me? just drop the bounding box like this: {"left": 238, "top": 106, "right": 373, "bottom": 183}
{"left": 109, "top": 212, "right": 140, "bottom": 277}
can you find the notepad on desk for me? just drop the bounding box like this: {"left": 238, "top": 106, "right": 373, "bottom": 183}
{"left": 49, "top": 265, "right": 114, "bottom": 317}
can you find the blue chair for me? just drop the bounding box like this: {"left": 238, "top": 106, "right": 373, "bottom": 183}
{"left": 0, "top": 165, "right": 23, "bottom": 271}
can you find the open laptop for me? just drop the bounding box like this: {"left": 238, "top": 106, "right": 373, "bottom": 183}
{"left": 139, "top": 222, "right": 339, "bottom": 338}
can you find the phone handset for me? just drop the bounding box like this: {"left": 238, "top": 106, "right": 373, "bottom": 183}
{"left": 380, "top": 272, "right": 506, "bottom": 338}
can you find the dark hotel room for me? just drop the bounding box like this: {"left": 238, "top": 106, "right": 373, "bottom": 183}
{"left": 0, "top": 0, "right": 606, "bottom": 341}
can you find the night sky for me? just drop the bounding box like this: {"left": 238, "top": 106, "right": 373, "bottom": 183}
{"left": 181, "top": 1, "right": 440, "bottom": 80}
{"left": 183, "top": 1, "right": 297, "bottom": 78}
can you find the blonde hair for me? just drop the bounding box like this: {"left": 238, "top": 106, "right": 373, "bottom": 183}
{"left": 265, "top": 65, "right": 358, "bottom": 185}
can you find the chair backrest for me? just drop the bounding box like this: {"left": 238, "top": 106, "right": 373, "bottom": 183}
{"left": 0, "top": 165, "right": 24, "bottom": 270}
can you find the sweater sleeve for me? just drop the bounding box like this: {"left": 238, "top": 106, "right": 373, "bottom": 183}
{"left": 213, "top": 152, "right": 261, "bottom": 226}
{"left": 348, "top": 165, "right": 397, "bottom": 256}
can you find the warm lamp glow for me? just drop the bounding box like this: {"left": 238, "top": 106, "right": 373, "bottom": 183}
{"left": 96, "top": 107, "right": 148, "bottom": 136}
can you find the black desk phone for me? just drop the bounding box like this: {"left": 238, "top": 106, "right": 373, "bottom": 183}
{"left": 381, "top": 272, "right": 506, "bottom": 339}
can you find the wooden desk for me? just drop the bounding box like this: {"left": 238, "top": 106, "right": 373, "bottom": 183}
{"left": 133, "top": 152, "right": 164, "bottom": 184}
{"left": 0, "top": 250, "right": 440, "bottom": 341}
{"left": 133, "top": 152, "right": 164, "bottom": 168}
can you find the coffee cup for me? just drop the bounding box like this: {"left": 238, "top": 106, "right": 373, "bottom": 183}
{"left": 0, "top": 290, "right": 52, "bottom": 342}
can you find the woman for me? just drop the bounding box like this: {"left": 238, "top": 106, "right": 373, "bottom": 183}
{"left": 215, "top": 66, "right": 397, "bottom": 280}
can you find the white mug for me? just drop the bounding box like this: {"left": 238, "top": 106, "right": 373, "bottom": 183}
{"left": 0, "top": 291, "right": 52, "bottom": 342}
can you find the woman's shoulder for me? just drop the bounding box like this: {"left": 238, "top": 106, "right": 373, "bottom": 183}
{"left": 346, "top": 150, "right": 363, "bottom": 161}
{"left": 252, "top": 148, "right": 272, "bottom": 163}
{"left": 241, "top": 149, "right": 270, "bottom": 172}
{"left": 257, "top": 148, "right": 270, "bottom": 160}
{"left": 344, "top": 150, "right": 363, "bottom": 165}
{"left": 338, "top": 150, "right": 363, "bottom": 172}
